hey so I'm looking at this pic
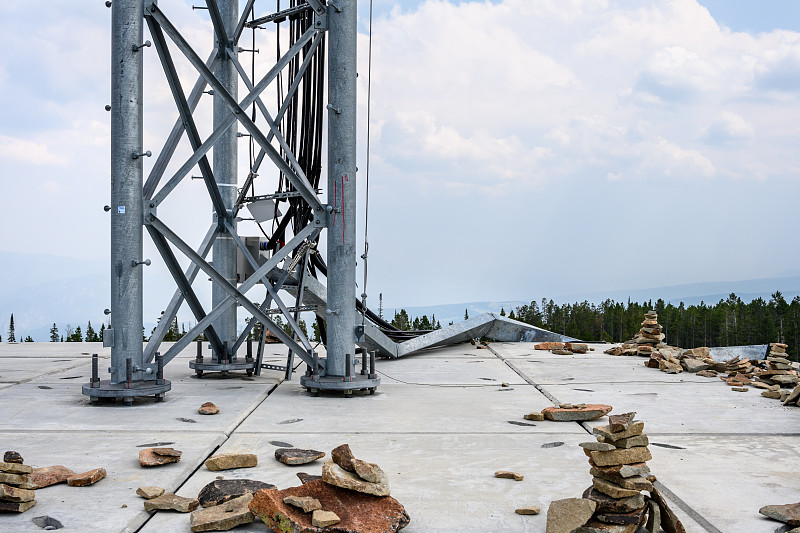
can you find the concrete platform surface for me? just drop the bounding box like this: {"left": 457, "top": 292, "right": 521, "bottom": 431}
{"left": 0, "top": 341, "right": 796, "bottom": 532}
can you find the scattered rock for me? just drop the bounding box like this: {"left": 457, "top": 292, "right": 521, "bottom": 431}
{"left": 784, "top": 385, "right": 800, "bottom": 405}
{"left": 190, "top": 494, "right": 254, "bottom": 532}
{"left": 0, "top": 462, "right": 32, "bottom": 475}
{"left": 66, "top": 468, "right": 106, "bottom": 487}
{"left": 3, "top": 452, "right": 23, "bottom": 464}
{"left": 524, "top": 411, "right": 545, "bottom": 421}
{"left": 546, "top": 498, "right": 596, "bottom": 533}
{"left": 353, "top": 459, "right": 383, "bottom": 483}
{"left": 321, "top": 460, "right": 390, "bottom": 497}
{"left": 696, "top": 370, "right": 718, "bottom": 378}
{"left": 681, "top": 359, "right": 710, "bottom": 373}
{"left": 283, "top": 495, "right": 322, "bottom": 513}
{"left": 759, "top": 502, "right": 800, "bottom": 526}
{"left": 646, "top": 499, "right": 661, "bottom": 533}
{"left": 0, "top": 483, "right": 35, "bottom": 502}
{"left": 249, "top": 479, "right": 409, "bottom": 533}
{"left": 593, "top": 421, "right": 645, "bottom": 441}
{"left": 608, "top": 412, "right": 636, "bottom": 433}
{"left": 731, "top": 387, "right": 749, "bottom": 392}
{"left": 275, "top": 448, "right": 325, "bottom": 466}
{"left": 312, "top": 509, "right": 341, "bottom": 527}
{"left": 0, "top": 500, "right": 36, "bottom": 513}
{"left": 297, "top": 472, "right": 322, "bottom": 485}
{"left": 198, "top": 479, "right": 276, "bottom": 508}
{"left": 198, "top": 402, "right": 220, "bottom": 415}
{"left": 331, "top": 444, "right": 356, "bottom": 472}
{"left": 515, "top": 505, "right": 540, "bottom": 515}
{"left": 204, "top": 453, "right": 257, "bottom": 472}
{"left": 494, "top": 471, "right": 524, "bottom": 481}
{"left": 542, "top": 404, "right": 613, "bottom": 422}
{"left": 136, "top": 486, "right": 165, "bottom": 499}
{"left": 144, "top": 493, "right": 199, "bottom": 513}
{"left": 551, "top": 349, "right": 574, "bottom": 355}
{"left": 565, "top": 343, "right": 589, "bottom": 354}
{"left": 649, "top": 486, "right": 686, "bottom": 533}
{"left": 535, "top": 342, "right": 564, "bottom": 350}
{"left": 139, "top": 448, "right": 182, "bottom": 467}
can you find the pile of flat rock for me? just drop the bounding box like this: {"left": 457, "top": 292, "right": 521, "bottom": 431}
{"left": 0, "top": 451, "right": 36, "bottom": 513}
{"left": 250, "top": 444, "right": 409, "bottom": 533}
{"left": 535, "top": 342, "right": 590, "bottom": 355}
{"left": 0, "top": 450, "right": 107, "bottom": 515}
{"left": 753, "top": 343, "right": 800, "bottom": 406}
{"left": 604, "top": 311, "right": 683, "bottom": 361}
{"left": 546, "top": 414, "right": 685, "bottom": 533}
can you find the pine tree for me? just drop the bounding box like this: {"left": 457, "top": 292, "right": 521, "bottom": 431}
{"left": 7, "top": 314, "right": 15, "bottom": 343}
{"left": 24, "top": 335, "right": 33, "bottom": 342}
{"left": 85, "top": 321, "right": 97, "bottom": 342}
{"left": 50, "top": 323, "right": 59, "bottom": 342}
{"left": 464, "top": 309, "right": 469, "bottom": 321}
{"left": 500, "top": 307, "right": 506, "bottom": 316}
{"left": 508, "top": 309, "right": 516, "bottom": 320}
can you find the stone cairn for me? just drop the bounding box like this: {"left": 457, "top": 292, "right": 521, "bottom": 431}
{"left": 0, "top": 451, "right": 37, "bottom": 513}
{"left": 604, "top": 311, "right": 681, "bottom": 362}
{"left": 756, "top": 343, "right": 800, "bottom": 406}
{"left": 546, "top": 414, "right": 685, "bottom": 533}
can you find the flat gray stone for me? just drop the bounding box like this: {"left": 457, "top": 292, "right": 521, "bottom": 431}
{"left": 274, "top": 448, "right": 325, "bottom": 466}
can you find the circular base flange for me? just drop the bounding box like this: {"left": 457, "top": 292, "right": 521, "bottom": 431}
{"left": 189, "top": 360, "right": 255, "bottom": 372}
{"left": 82, "top": 379, "right": 171, "bottom": 404}
{"left": 300, "top": 374, "right": 380, "bottom": 395}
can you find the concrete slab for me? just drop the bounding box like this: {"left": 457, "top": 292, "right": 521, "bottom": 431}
{"left": 376, "top": 355, "right": 529, "bottom": 385}
{"left": 0, "top": 381, "right": 276, "bottom": 432}
{"left": 235, "top": 381, "right": 585, "bottom": 436}
{"left": 0, "top": 358, "right": 89, "bottom": 383}
{"left": 0, "top": 430, "right": 224, "bottom": 533}
{"left": 647, "top": 434, "right": 800, "bottom": 533}
{"left": 547, "top": 382, "right": 798, "bottom": 435}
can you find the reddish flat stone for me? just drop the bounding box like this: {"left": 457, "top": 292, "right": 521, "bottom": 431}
{"left": 67, "top": 468, "right": 106, "bottom": 487}
{"left": 534, "top": 342, "right": 564, "bottom": 350}
{"left": 198, "top": 402, "right": 220, "bottom": 415}
{"left": 249, "top": 479, "right": 409, "bottom": 533}
{"left": 29, "top": 466, "right": 75, "bottom": 489}
{"left": 331, "top": 444, "right": 356, "bottom": 472}
{"left": 140, "top": 448, "right": 181, "bottom": 467}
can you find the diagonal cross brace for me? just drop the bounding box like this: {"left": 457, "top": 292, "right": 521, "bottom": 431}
{"left": 146, "top": 16, "right": 227, "bottom": 218}
{"left": 146, "top": 225, "right": 225, "bottom": 356}
{"left": 144, "top": 223, "right": 218, "bottom": 363}
{"left": 224, "top": 219, "right": 312, "bottom": 352}
{"left": 147, "top": 215, "right": 320, "bottom": 367}
{"left": 143, "top": 51, "right": 217, "bottom": 200}
{"left": 147, "top": 3, "right": 322, "bottom": 212}
{"left": 149, "top": 21, "right": 321, "bottom": 209}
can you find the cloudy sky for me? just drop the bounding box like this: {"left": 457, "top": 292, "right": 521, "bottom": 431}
{"left": 2, "top": 0, "right": 800, "bottom": 319}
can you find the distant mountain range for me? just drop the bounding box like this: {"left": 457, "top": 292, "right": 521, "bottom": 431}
{"left": 1, "top": 250, "right": 799, "bottom": 340}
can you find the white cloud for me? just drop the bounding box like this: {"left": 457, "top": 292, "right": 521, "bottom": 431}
{"left": 704, "top": 111, "right": 755, "bottom": 143}
{"left": 0, "top": 135, "right": 67, "bottom": 166}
